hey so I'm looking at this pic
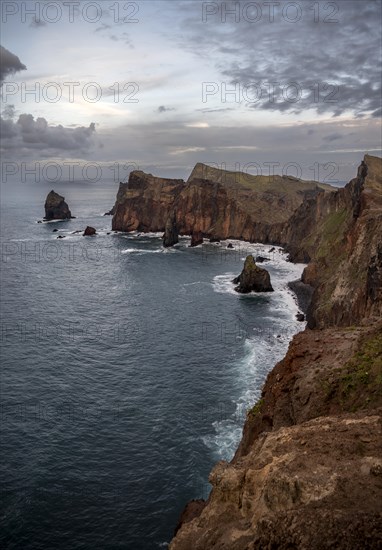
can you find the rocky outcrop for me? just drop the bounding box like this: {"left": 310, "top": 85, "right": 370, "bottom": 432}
{"left": 44, "top": 190, "right": 73, "bottom": 220}
{"left": 83, "top": 226, "right": 96, "bottom": 236}
{"left": 233, "top": 255, "right": 273, "bottom": 293}
{"left": 190, "top": 231, "right": 204, "bottom": 247}
{"left": 170, "top": 155, "right": 382, "bottom": 550}
{"left": 104, "top": 207, "right": 115, "bottom": 216}
{"left": 112, "top": 171, "right": 186, "bottom": 232}
{"left": 111, "top": 164, "right": 332, "bottom": 241}
{"left": 163, "top": 211, "right": 179, "bottom": 247}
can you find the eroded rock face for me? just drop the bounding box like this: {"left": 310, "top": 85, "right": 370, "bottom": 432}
{"left": 111, "top": 165, "right": 331, "bottom": 242}
{"left": 163, "top": 211, "right": 179, "bottom": 247}
{"left": 277, "top": 155, "right": 382, "bottom": 328}
{"left": 44, "top": 190, "right": 72, "bottom": 220}
{"left": 170, "top": 410, "right": 382, "bottom": 550}
{"left": 233, "top": 255, "right": 273, "bottom": 293}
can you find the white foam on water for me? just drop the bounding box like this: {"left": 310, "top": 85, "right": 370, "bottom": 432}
{"left": 205, "top": 245, "right": 306, "bottom": 461}
{"left": 120, "top": 247, "right": 178, "bottom": 255}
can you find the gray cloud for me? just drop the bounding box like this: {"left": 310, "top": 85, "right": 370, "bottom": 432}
{"left": 172, "top": 0, "right": 382, "bottom": 117}
{"left": 1, "top": 113, "right": 98, "bottom": 155}
{"left": 0, "top": 46, "right": 27, "bottom": 84}
{"left": 157, "top": 105, "right": 176, "bottom": 113}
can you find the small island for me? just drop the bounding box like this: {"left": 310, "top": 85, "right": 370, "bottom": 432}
{"left": 233, "top": 255, "right": 274, "bottom": 293}
{"left": 44, "top": 190, "right": 73, "bottom": 221}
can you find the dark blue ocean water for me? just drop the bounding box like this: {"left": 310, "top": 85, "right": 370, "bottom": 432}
{"left": 0, "top": 180, "right": 305, "bottom": 549}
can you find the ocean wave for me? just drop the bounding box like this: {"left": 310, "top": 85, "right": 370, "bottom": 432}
{"left": 205, "top": 247, "right": 306, "bottom": 461}
{"left": 120, "top": 247, "right": 177, "bottom": 255}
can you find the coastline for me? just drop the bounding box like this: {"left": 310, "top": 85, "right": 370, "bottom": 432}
{"left": 169, "top": 155, "right": 382, "bottom": 549}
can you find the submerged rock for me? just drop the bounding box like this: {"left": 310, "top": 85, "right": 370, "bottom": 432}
{"left": 44, "top": 190, "right": 73, "bottom": 220}
{"left": 163, "top": 211, "right": 179, "bottom": 247}
{"left": 255, "top": 255, "right": 269, "bottom": 263}
{"left": 233, "top": 255, "right": 274, "bottom": 293}
{"left": 83, "top": 226, "right": 96, "bottom": 236}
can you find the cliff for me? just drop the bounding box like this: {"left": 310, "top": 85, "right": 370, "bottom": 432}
{"left": 170, "top": 155, "right": 382, "bottom": 549}
{"left": 111, "top": 164, "right": 333, "bottom": 242}
{"left": 279, "top": 155, "right": 382, "bottom": 328}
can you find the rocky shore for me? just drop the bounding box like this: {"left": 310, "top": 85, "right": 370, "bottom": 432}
{"left": 169, "top": 155, "right": 382, "bottom": 549}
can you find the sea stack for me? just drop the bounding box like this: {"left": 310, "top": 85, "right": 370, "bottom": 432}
{"left": 83, "top": 226, "right": 96, "bottom": 236}
{"left": 190, "top": 231, "right": 204, "bottom": 247}
{"left": 44, "top": 190, "right": 72, "bottom": 220}
{"left": 233, "top": 255, "right": 274, "bottom": 293}
{"left": 163, "top": 211, "right": 179, "bottom": 247}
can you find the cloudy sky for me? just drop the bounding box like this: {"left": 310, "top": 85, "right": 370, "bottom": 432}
{"left": 1, "top": 0, "right": 381, "bottom": 183}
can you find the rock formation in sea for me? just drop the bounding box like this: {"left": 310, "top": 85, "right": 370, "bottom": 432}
{"left": 44, "top": 190, "right": 73, "bottom": 220}
{"left": 233, "top": 255, "right": 273, "bottom": 293}
{"left": 190, "top": 231, "right": 204, "bottom": 247}
{"left": 169, "top": 154, "right": 382, "bottom": 549}
{"left": 111, "top": 164, "right": 333, "bottom": 241}
{"left": 163, "top": 211, "right": 179, "bottom": 247}
{"left": 83, "top": 226, "right": 96, "bottom": 236}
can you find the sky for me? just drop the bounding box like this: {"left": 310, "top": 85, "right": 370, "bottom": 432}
{"left": 0, "top": 0, "right": 381, "bottom": 184}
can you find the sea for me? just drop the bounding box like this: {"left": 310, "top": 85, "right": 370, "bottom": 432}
{"left": 0, "top": 179, "right": 306, "bottom": 549}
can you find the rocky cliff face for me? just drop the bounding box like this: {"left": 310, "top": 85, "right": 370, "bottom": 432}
{"left": 111, "top": 164, "right": 332, "bottom": 242}
{"left": 44, "top": 190, "right": 72, "bottom": 220}
{"left": 170, "top": 155, "right": 382, "bottom": 550}
{"left": 279, "top": 155, "right": 382, "bottom": 329}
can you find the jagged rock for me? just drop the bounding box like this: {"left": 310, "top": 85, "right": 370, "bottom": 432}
{"left": 44, "top": 190, "right": 73, "bottom": 220}
{"left": 227, "top": 243, "right": 234, "bottom": 249}
{"left": 104, "top": 207, "right": 115, "bottom": 216}
{"left": 255, "top": 255, "right": 269, "bottom": 263}
{"left": 269, "top": 247, "right": 275, "bottom": 252}
{"left": 233, "top": 255, "right": 274, "bottom": 293}
{"left": 190, "top": 231, "right": 203, "bottom": 247}
{"left": 57, "top": 235, "right": 66, "bottom": 239}
{"left": 52, "top": 228, "right": 58, "bottom": 232}
{"left": 174, "top": 500, "right": 206, "bottom": 536}
{"left": 83, "top": 226, "right": 96, "bottom": 236}
{"left": 296, "top": 312, "right": 305, "bottom": 321}
{"left": 163, "top": 211, "right": 178, "bottom": 247}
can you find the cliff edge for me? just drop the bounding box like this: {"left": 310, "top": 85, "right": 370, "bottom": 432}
{"left": 169, "top": 155, "right": 382, "bottom": 550}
